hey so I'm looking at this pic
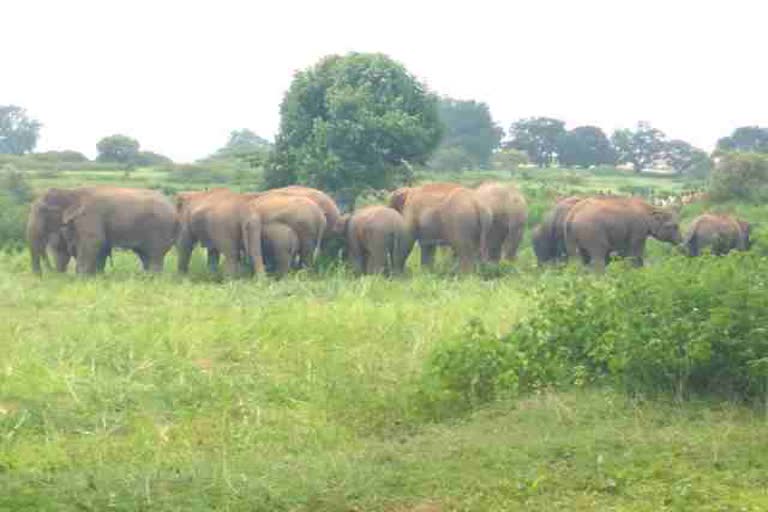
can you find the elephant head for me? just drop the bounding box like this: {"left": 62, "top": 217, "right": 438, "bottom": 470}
{"left": 649, "top": 207, "right": 682, "bottom": 244}
{"left": 388, "top": 188, "right": 412, "bottom": 213}
{"left": 27, "top": 188, "right": 81, "bottom": 274}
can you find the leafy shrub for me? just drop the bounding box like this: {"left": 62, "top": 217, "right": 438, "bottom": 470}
{"left": 710, "top": 152, "right": 768, "bottom": 201}
{"left": 162, "top": 163, "right": 234, "bottom": 184}
{"left": 31, "top": 150, "right": 89, "bottom": 163}
{"left": 0, "top": 166, "right": 32, "bottom": 250}
{"left": 427, "top": 255, "right": 768, "bottom": 405}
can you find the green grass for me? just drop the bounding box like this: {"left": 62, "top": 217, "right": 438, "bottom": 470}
{"left": 2, "top": 166, "right": 767, "bottom": 509}
{"left": 2, "top": 250, "right": 768, "bottom": 510}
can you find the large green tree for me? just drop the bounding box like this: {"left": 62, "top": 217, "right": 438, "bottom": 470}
{"left": 210, "top": 129, "right": 272, "bottom": 167}
{"left": 266, "top": 52, "right": 442, "bottom": 205}
{"left": 663, "top": 139, "right": 711, "bottom": 176}
{"left": 429, "top": 98, "right": 503, "bottom": 170}
{"left": 611, "top": 122, "right": 667, "bottom": 173}
{"left": 0, "top": 105, "right": 41, "bottom": 155}
{"left": 504, "top": 117, "right": 565, "bottom": 167}
{"left": 716, "top": 126, "right": 768, "bottom": 153}
{"left": 557, "top": 125, "right": 616, "bottom": 168}
{"left": 96, "top": 135, "right": 140, "bottom": 164}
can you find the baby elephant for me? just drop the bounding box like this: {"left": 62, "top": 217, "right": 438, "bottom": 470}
{"left": 343, "top": 206, "right": 413, "bottom": 275}
{"left": 684, "top": 214, "right": 751, "bottom": 256}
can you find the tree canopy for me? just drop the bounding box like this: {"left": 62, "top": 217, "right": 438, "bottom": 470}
{"left": 611, "top": 122, "right": 667, "bottom": 173}
{"left": 0, "top": 105, "right": 42, "bottom": 155}
{"left": 96, "top": 135, "right": 140, "bottom": 164}
{"left": 266, "top": 52, "right": 442, "bottom": 204}
{"left": 557, "top": 125, "right": 616, "bottom": 168}
{"left": 429, "top": 98, "right": 503, "bottom": 170}
{"left": 716, "top": 126, "right": 768, "bottom": 153}
{"left": 663, "top": 139, "right": 711, "bottom": 176}
{"left": 504, "top": 117, "right": 565, "bottom": 167}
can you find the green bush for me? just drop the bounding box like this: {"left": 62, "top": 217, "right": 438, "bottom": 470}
{"left": 427, "top": 255, "right": 768, "bottom": 405}
{"left": 710, "top": 152, "right": 768, "bottom": 201}
{"left": 0, "top": 167, "right": 32, "bottom": 250}
{"left": 162, "top": 163, "right": 234, "bottom": 184}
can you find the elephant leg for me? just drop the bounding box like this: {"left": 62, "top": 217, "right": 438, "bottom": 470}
{"left": 54, "top": 248, "right": 71, "bottom": 273}
{"left": 504, "top": 225, "right": 524, "bottom": 261}
{"left": 222, "top": 252, "right": 241, "bottom": 277}
{"left": 134, "top": 249, "right": 150, "bottom": 271}
{"left": 207, "top": 249, "right": 221, "bottom": 273}
{"left": 365, "top": 242, "right": 388, "bottom": 275}
{"left": 298, "top": 238, "right": 317, "bottom": 269}
{"left": 176, "top": 229, "right": 195, "bottom": 274}
{"left": 146, "top": 250, "right": 166, "bottom": 273}
{"left": 347, "top": 236, "right": 365, "bottom": 274}
{"left": 76, "top": 241, "right": 104, "bottom": 274}
{"left": 420, "top": 242, "right": 436, "bottom": 269}
{"left": 589, "top": 248, "right": 608, "bottom": 273}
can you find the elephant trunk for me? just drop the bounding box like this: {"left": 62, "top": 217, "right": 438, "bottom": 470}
{"left": 242, "top": 215, "right": 265, "bottom": 276}
{"left": 27, "top": 214, "right": 49, "bottom": 275}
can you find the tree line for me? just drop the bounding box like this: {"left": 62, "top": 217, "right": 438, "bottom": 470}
{"left": 2, "top": 51, "right": 768, "bottom": 204}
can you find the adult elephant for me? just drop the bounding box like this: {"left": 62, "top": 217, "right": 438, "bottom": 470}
{"left": 564, "top": 196, "right": 681, "bottom": 272}
{"left": 396, "top": 183, "right": 491, "bottom": 273}
{"left": 30, "top": 186, "right": 178, "bottom": 274}
{"left": 474, "top": 182, "right": 527, "bottom": 262}
{"left": 176, "top": 188, "right": 265, "bottom": 276}
{"left": 683, "top": 214, "right": 751, "bottom": 256}
{"left": 340, "top": 205, "right": 413, "bottom": 275}
{"left": 247, "top": 194, "right": 326, "bottom": 272}
{"left": 531, "top": 196, "right": 582, "bottom": 265}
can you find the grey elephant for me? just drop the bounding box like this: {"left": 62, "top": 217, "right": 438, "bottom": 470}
{"left": 246, "top": 193, "right": 327, "bottom": 273}
{"left": 27, "top": 196, "right": 74, "bottom": 274}
{"left": 683, "top": 214, "right": 751, "bottom": 256}
{"left": 564, "top": 196, "right": 681, "bottom": 272}
{"left": 341, "top": 205, "right": 413, "bottom": 275}
{"left": 176, "top": 188, "right": 265, "bottom": 276}
{"left": 393, "top": 183, "right": 491, "bottom": 273}
{"left": 29, "top": 186, "right": 178, "bottom": 274}
{"left": 532, "top": 196, "right": 582, "bottom": 265}
{"left": 474, "top": 182, "right": 527, "bottom": 262}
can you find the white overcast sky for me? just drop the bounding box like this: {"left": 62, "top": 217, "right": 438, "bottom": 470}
{"left": 3, "top": 0, "right": 766, "bottom": 162}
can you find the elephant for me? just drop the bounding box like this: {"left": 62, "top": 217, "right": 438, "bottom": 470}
{"left": 397, "top": 183, "right": 491, "bottom": 273}
{"left": 531, "top": 196, "right": 582, "bottom": 265}
{"left": 474, "top": 182, "right": 527, "bottom": 262}
{"left": 340, "top": 205, "right": 413, "bottom": 275}
{"left": 683, "top": 214, "right": 751, "bottom": 256}
{"left": 27, "top": 196, "right": 75, "bottom": 274}
{"left": 32, "top": 187, "right": 179, "bottom": 274}
{"left": 261, "top": 223, "right": 299, "bottom": 275}
{"left": 246, "top": 194, "right": 326, "bottom": 271}
{"left": 389, "top": 182, "right": 462, "bottom": 214}
{"left": 564, "top": 196, "right": 681, "bottom": 272}
{"left": 176, "top": 188, "right": 265, "bottom": 276}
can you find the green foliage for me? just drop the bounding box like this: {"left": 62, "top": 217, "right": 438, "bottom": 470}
{"left": 133, "top": 150, "right": 173, "bottom": 167}
{"left": 267, "top": 52, "right": 442, "bottom": 203}
{"left": 32, "top": 150, "right": 89, "bottom": 163}
{"left": 491, "top": 148, "right": 529, "bottom": 171}
{"left": 429, "top": 97, "right": 503, "bottom": 170}
{"left": 0, "top": 166, "right": 32, "bottom": 249}
{"left": 0, "top": 105, "right": 41, "bottom": 155}
{"left": 664, "top": 140, "right": 711, "bottom": 176}
{"left": 709, "top": 151, "right": 768, "bottom": 201}
{"left": 717, "top": 126, "right": 768, "bottom": 153}
{"left": 428, "top": 255, "right": 768, "bottom": 404}
{"left": 505, "top": 117, "right": 565, "bottom": 167}
{"left": 611, "top": 122, "right": 666, "bottom": 173}
{"left": 558, "top": 125, "right": 616, "bottom": 168}
{"left": 96, "top": 134, "right": 140, "bottom": 164}
{"left": 209, "top": 129, "right": 271, "bottom": 167}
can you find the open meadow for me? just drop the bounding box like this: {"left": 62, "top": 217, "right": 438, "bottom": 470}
{"left": 2, "top": 166, "right": 768, "bottom": 510}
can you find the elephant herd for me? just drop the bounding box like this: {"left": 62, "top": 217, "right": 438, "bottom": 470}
{"left": 26, "top": 182, "right": 751, "bottom": 277}
{"left": 533, "top": 195, "right": 752, "bottom": 271}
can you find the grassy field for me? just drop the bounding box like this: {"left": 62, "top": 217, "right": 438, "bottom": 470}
{"left": 2, "top": 167, "right": 768, "bottom": 510}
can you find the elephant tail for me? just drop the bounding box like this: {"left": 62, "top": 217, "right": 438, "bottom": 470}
{"left": 478, "top": 205, "right": 491, "bottom": 263}
{"left": 241, "top": 216, "right": 266, "bottom": 275}
{"left": 563, "top": 217, "right": 579, "bottom": 261}
{"left": 313, "top": 221, "right": 326, "bottom": 264}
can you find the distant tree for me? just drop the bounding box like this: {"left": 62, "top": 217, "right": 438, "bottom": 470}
{"left": 716, "top": 126, "right": 768, "bottom": 153}
{"left": 663, "top": 140, "right": 711, "bottom": 176}
{"left": 491, "top": 148, "right": 529, "bottom": 171}
{"left": 557, "top": 126, "right": 616, "bottom": 168}
{"left": 427, "top": 145, "right": 475, "bottom": 172}
{"left": 266, "top": 52, "right": 442, "bottom": 206}
{"left": 0, "top": 105, "right": 42, "bottom": 155}
{"left": 134, "top": 151, "right": 173, "bottom": 167}
{"left": 429, "top": 98, "right": 503, "bottom": 170}
{"left": 96, "top": 135, "right": 140, "bottom": 165}
{"left": 210, "top": 129, "right": 272, "bottom": 168}
{"left": 710, "top": 151, "right": 768, "bottom": 201}
{"left": 33, "top": 150, "right": 89, "bottom": 163}
{"left": 504, "top": 117, "right": 565, "bottom": 167}
{"left": 611, "top": 122, "right": 667, "bottom": 173}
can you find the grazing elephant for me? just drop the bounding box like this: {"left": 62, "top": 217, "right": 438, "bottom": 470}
{"left": 398, "top": 184, "right": 491, "bottom": 273}
{"left": 32, "top": 187, "right": 179, "bottom": 274}
{"left": 532, "top": 196, "right": 582, "bottom": 265}
{"left": 684, "top": 214, "right": 751, "bottom": 256}
{"left": 176, "top": 188, "right": 265, "bottom": 276}
{"left": 247, "top": 194, "right": 326, "bottom": 271}
{"left": 261, "top": 223, "right": 299, "bottom": 275}
{"left": 474, "top": 182, "right": 527, "bottom": 262}
{"left": 564, "top": 196, "right": 681, "bottom": 272}
{"left": 341, "top": 205, "right": 413, "bottom": 275}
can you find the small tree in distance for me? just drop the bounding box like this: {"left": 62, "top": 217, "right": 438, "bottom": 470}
{"left": 0, "top": 105, "right": 42, "bottom": 155}
{"left": 558, "top": 126, "right": 616, "bottom": 168}
{"left": 504, "top": 117, "right": 565, "bottom": 167}
{"left": 611, "top": 122, "right": 667, "bottom": 173}
{"left": 96, "top": 135, "right": 140, "bottom": 165}
{"left": 266, "top": 52, "right": 442, "bottom": 207}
